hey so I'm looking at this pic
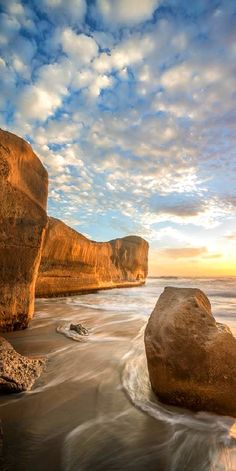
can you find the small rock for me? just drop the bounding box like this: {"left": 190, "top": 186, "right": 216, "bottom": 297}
{"left": 69, "top": 323, "right": 89, "bottom": 336}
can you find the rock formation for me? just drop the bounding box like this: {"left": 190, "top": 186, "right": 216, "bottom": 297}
{"left": 0, "top": 128, "right": 148, "bottom": 329}
{"left": 145, "top": 287, "right": 236, "bottom": 417}
{"left": 0, "top": 129, "right": 48, "bottom": 331}
{"left": 36, "top": 217, "right": 148, "bottom": 297}
{"left": 0, "top": 336, "right": 45, "bottom": 392}
{"left": 70, "top": 323, "right": 89, "bottom": 335}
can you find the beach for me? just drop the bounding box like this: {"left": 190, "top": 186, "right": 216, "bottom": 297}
{"left": 0, "top": 277, "right": 236, "bottom": 470}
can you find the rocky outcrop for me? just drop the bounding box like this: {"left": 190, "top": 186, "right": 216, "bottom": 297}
{"left": 0, "top": 129, "right": 48, "bottom": 331}
{"left": 145, "top": 287, "right": 236, "bottom": 417}
{"left": 70, "top": 324, "right": 89, "bottom": 335}
{"left": 36, "top": 217, "right": 148, "bottom": 297}
{"left": 0, "top": 336, "right": 45, "bottom": 392}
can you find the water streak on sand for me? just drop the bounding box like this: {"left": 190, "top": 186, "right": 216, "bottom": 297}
{"left": 0, "top": 277, "right": 235, "bottom": 470}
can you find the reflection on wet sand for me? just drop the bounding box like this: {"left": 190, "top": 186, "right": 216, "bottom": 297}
{"left": 0, "top": 280, "right": 235, "bottom": 470}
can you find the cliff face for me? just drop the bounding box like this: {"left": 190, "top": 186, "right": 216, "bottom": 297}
{"left": 0, "top": 129, "right": 148, "bottom": 326}
{"left": 0, "top": 129, "right": 48, "bottom": 331}
{"left": 36, "top": 217, "right": 148, "bottom": 297}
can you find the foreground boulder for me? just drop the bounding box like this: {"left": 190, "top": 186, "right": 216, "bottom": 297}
{"left": 36, "top": 217, "right": 148, "bottom": 297}
{"left": 145, "top": 287, "right": 236, "bottom": 417}
{"left": 0, "top": 129, "right": 48, "bottom": 331}
{"left": 0, "top": 337, "right": 45, "bottom": 392}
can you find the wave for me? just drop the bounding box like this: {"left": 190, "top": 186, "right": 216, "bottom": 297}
{"left": 149, "top": 276, "right": 179, "bottom": 280}
{"left": 122, "top": 327, "right": 236, "bottom": 471}
{"left": 65, "top": 301, "right": 144, "bottom": 312}
{"left": 56, "top": 323, "right": 90, "bottom": 342}
{"left": 207, "top": 291, "right": 236, "bottom": 299}
{"left": 56, "top": 322, "right": 129, "bottom": 343}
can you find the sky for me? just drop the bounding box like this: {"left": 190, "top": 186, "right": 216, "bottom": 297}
{"left": 0, "top": 0, "right": 236, "bottom": 277}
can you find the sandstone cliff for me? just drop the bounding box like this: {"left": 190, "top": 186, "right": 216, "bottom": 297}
{"left": 0, "top": 129, "right": 48, "bottom": 331}
{"left": 36, "top": 217, "right": 148, "bottom": 297}
{"left": 145, "top": 287, "right": 236, "bottom": 417}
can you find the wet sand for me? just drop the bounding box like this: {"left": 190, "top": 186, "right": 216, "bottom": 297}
{"left": 0, "top": 280, "right": 236, "bottom": 470}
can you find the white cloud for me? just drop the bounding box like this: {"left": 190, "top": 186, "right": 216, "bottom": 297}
{"left": 6, "top": 1, "right": 25, "bottom": 18}
{"left": 2, "top": 0, "right": 236, "bottom": 258}
{"left": 12, "top": 56, "right": 30, "bottom": 79}
{"left": 41, "top": 0, "right": 87, "bottom": 25}
{"left": 161, "top": 63, "right": 193, "bottom": 89}
{"left": 151, "top": 226, "right": 188, "bottom": 243}
{"left": 61, "top": 29, "right": 98, "bottom": 64}
{"left": 93, "top": 33, "right": 155, "bottom": 74}
{"left": 0, "top": 35, "right": 36, "bottom": 82}
{"left": 96, "top": 0, "right": 159, "bottom": 27}
{"left": 37, "top": 59, "right": 72, "bottom": 92}
{"left": 34, "top": 118, "right": 82, "bottom": 146}
{"left": 72, "top": 69, "right": 94, "bottom": 89}
{"left": 16, "top": 58, "right": 72, "bottom": 121}
{"left": 0, "top": 13, "right": 20, "bottom": 46}
{"left": 0, "top": 1, "right": 36, "bottom": 38}
{"left": 142, "top": 197, "right": 234, "bottom": 230}
{"left": 0, "top": 57, "right": 6, "bottom": 69}
{"left": 17, "top": 85, "right": 63, "bottom": 121}
{"left": 13, "top": 35, "right": 36, "bottom": 64}
{"left": 88, "top": 74, "right": 113, "bottom": 97}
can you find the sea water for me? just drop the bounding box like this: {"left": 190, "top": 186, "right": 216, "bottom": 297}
{"left": 0, "top": 277, "right": 236, "bottom": 471}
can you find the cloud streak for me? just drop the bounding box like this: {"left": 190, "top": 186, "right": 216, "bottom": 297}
{"left": 160, "top": 247, "right": 208, "bottom": 259}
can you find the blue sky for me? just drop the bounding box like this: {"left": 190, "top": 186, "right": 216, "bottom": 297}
{"left": 1, "top": 0, "right": 236, "bottom": 275}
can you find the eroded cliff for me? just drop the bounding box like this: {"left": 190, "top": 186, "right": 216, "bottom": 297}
{"left": 0, "top": 129, "right": 48, "bottom": 331}
{"left": 36, "top": 217, "right": 148, "bottom": 297}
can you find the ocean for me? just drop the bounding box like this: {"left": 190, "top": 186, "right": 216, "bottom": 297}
{"left": 0, "top": 277, "right": 236, "bottom": 470}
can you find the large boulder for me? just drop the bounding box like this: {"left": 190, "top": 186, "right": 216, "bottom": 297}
{"left": 0, "top": 129, "right": 48, "bottom": 331}
{"left": 0, "top": 336, "right": 45, "bottom": 392}
{"left": 144, "top": 287, "right": 236, "bottom": 417}
{"left": 36, "top": 217, "right": 149, "bottom": 297}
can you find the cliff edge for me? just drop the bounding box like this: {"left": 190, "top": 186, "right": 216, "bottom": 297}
{"left": 36, "top": 217, "right": 149, "bottom": 297}
{"left": 0, "top": 129, "right": 48, "bottom": 331}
